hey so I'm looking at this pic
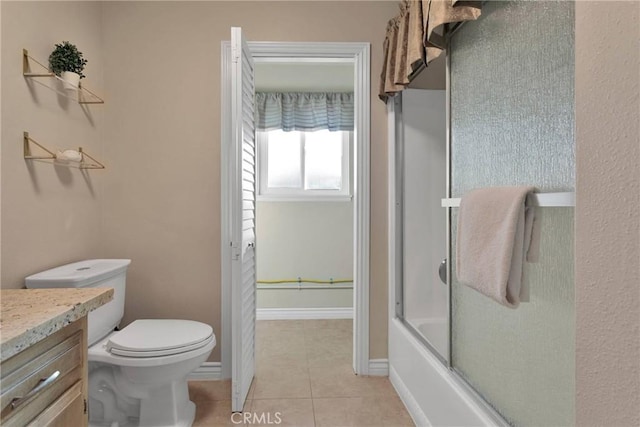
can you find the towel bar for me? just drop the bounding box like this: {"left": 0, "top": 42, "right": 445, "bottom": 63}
{"left": 441, "top": 192, "right": 575, "bottom": 208}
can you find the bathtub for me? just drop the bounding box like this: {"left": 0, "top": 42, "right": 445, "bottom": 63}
{"left": 387, "top": 90, "right": 506, "bottom": 427}
{"left": 389, "top": 318, "right": 503, "bottom": 427}
{"left": 404, "top": 317, "right": 448, "bottom": 360}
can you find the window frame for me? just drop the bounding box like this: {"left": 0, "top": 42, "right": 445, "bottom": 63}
{"left": 257, "top": 129, "right": 352, "bottom": 201}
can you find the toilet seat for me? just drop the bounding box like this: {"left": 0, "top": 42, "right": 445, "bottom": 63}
{"left": 107, "top": 319, "right": 213, "bottom": 357}
{"left": 89, "top": 320, "right": 216, "bottom": 368}
{"left": 110, "top": 337, "right": 213, "bottom": 357}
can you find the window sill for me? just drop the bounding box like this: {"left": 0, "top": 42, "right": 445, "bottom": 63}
{"left": 257, "top": 195, "right": 353, "bottom": 202}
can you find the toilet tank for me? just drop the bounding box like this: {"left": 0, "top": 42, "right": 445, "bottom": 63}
{"left": 25, "top": 259, "right": 131, "bottom": 346}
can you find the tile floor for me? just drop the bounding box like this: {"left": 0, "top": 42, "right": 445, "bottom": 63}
{"left": 189, "top": 319, "right": 414, "bottom": 426}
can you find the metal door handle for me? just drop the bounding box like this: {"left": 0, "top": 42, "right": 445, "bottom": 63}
{"left": 11, "top": 370, "right": 60, "bottom": 409}
{"left": 439, "top": 259, "right": 447, "bottom": 285}
{"left": 248, "top": 242, "right": 255, "bottom": 248}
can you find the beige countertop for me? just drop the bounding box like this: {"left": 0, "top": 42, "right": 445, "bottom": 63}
{"left": 0, "top": 288, "right": 113, "bottom": 361}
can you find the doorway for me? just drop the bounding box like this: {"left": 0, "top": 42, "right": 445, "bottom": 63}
{"left": 220, "top": 39, "right": 371, "bottom": 410}
{"left": 253, "top": 61, "right": 355, "bottom": 321}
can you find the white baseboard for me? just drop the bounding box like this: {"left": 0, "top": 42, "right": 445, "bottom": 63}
{"left": 188, "top": 362, "right": 222, "bottom": 381}
{"left": 256, "top": 307, "right": 353, "bottom": 320}
{"left": 192, "top": 360, "right": 385, "bottom": 383}
{"left": 389, "top": 365, "right": 431, "bottom": 427}
{"left": 368, "top": 358, "right": 389, "bottom": 376}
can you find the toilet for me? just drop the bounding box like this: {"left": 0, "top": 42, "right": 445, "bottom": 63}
{"left": 25, "top": 259, "right": 215, "bottom": 427}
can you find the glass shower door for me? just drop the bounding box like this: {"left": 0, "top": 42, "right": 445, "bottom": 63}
{"left": 449, "top": 2, "right": 575, "bottom": 424}
{"left": 396, "top": 89, "right": 448, "bottom": 361}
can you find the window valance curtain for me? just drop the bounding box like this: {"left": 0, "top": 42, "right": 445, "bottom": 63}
{"left": 256, "top": 92, "right": 354, "bottom": 132}
{"left": 379, "top": 0, "right": 482, "bottom": 101}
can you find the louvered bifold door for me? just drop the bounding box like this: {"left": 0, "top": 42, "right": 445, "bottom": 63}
{"left": 230, "top": 26, "right": 256, "bottom": 413}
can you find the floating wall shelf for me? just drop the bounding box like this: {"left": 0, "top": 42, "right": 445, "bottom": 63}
{"left": 23, "top": 132, "right": 105, "bottom": 170}
{"left": 22, "top": 49, "right": 104, "bottom": 105}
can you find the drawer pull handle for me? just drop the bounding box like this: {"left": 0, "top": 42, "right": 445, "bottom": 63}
{"left": 10, "top": 370, "right": 61, "bottom": 409}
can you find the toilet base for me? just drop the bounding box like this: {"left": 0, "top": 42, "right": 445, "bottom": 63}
{"left": 87, "top": 329, "right": 215, "bottom": 427}
{"left": 88, "top": 362, "right": 197, "bottom": 427}
{"left": 138, "top": 380, "right": 195, "bottom": 427}
{"left": 89, "top": 394, "right": 195, "bottom": 427}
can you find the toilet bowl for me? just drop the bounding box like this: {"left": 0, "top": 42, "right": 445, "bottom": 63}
{"left": 88, "top": 320, "right": 216, "bottom": 427}
{"left": 25, "top": 259, "right": 216, "bottom": 427}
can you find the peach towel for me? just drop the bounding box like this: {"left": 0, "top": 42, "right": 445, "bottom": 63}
{"left": 456, "top": 187, "right": 535, "bottom": 308}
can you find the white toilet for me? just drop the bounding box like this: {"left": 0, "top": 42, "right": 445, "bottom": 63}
{"left": 25, "top": 259, "right": 216, "bottom": 427}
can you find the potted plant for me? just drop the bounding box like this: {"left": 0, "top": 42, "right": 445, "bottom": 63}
{"left": 48, "top": 41, "right": 87, "bottom": 90}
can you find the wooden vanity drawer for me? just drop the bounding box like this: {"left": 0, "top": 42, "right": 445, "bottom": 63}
{"left": 26, "top": 381, "right": 84, "bottom": 427}
{"left": 1, "top": 321, "right": 86, "bottom": 426}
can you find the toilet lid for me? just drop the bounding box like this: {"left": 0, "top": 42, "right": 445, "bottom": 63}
{"left": 107, "top": 319, "right": 214, "bottom": 357}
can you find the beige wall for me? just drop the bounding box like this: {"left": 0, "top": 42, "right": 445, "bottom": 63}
{"left": 575, "top": 1, "right": 640, "bottom": 425}
{"left": 256, "top": 201, "right": 353, "bottom": 309}
{"left": 100, "top": 1, "right": 395, "bottom": 362}
{"left": 1, "top": 2, "right": 104, "bottom": 288}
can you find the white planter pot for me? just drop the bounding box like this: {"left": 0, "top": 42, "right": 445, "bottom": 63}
{"left": 61, "top": 71, "right": 80, "bottom": 90}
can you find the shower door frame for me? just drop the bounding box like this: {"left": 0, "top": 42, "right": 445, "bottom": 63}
{"left": 388, "top": 22, "right": 478, "bottom": 371}
{"left": 386, "top": 24, "right": 516, "bottom": 427}
{"left": 390, "top": 89, "right": 451, "bottom": 366}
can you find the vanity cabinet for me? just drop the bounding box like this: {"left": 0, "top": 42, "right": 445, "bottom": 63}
{"left": 0, "top": 317, "right": 88, "bottom": 427}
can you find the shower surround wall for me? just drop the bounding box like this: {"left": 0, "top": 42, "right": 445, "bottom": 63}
{"left": 450, "top": 1, "right": 575, "bottom": 425}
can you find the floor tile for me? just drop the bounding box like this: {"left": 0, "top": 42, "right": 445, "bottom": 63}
{"left": 256, "top": 353, "right": 308, "bottom": 377}
{"left": 309, "top": 364, "right": 395, "bottom": 398}
{"left": 303, "top": 319, "right": 352, "bottom": 331}
{"left": 248, "top": 319, "right": 413, "bottom": 426}
{"left": 189, "top": 379, "right": 231, "bottom": 402}
{"left": 257, "top": 346, "right": 308, "bottom": 364}
{"left": 257, "top": 324, "right": 306, "bottom": 338}
{"left": 252, "top": 372, "right": 312, "bottom": 399}
{"left": 307, "top": 353, "right": 352, "bottom": 370}
{"left": 258, "top": 319, "right": 306, "bottom": 332}
{"left": 313, "top": 396, "right": 413, "bottom": 427}
{"left": 250, "top": 399, "right": 315, "bottom": 427}
{"left": 313, "top": 397, "right": 381, "bottom": 427}
{"left": 192, "top": 399, "right": 251, "bottom": 427}
{"left": 258, "top": 332, "right": 306, "bottom": 358}
{"left": 305, "top": 330, "right": 352, "bottom": 348}
{"left": 305, "top": 335, "right": 352, "bottom": 368}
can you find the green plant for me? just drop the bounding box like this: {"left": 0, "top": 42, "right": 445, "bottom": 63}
{"left": 48, "top": 41, "right": 87, "bottom": 79}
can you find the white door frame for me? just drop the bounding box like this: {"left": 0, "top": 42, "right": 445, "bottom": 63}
{"left": 221, "top": 41, "right": 371, "bottom": 377}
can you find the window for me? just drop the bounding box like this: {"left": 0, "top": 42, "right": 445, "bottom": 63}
{"left": 258, "top": 129, "right": 351, "bottom": 199}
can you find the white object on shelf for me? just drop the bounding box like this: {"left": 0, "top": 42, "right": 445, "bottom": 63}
{"left": 56, "top": 149, "right": 82, "bottom": 163}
